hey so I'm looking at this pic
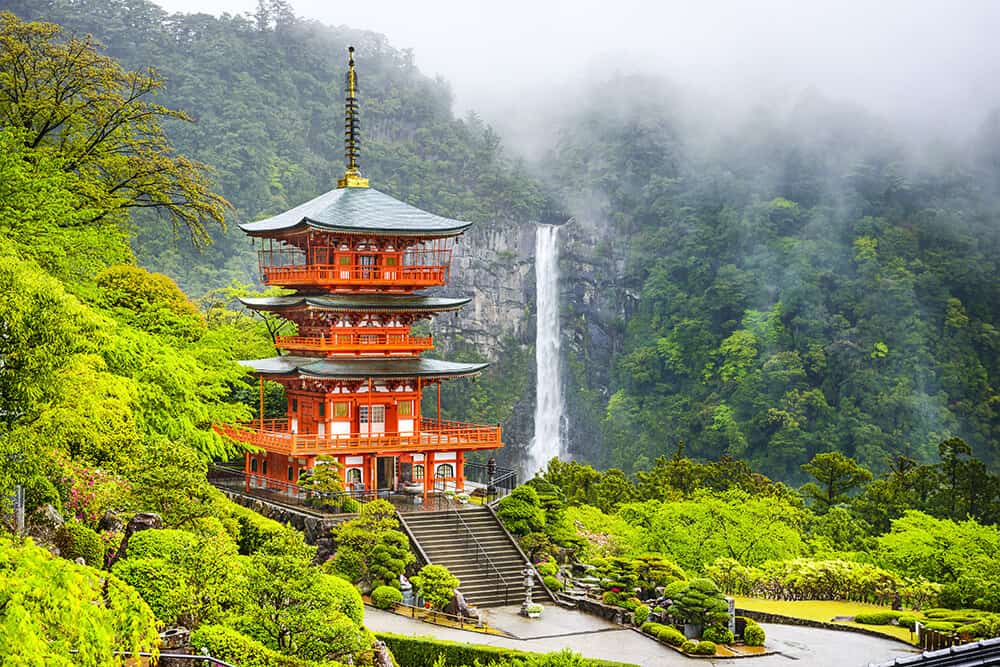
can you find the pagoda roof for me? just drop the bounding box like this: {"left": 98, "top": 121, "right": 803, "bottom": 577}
{"left": 239, "top": 294, "right": 470, "bottom": 313}
{"left": 239, "top": 187, "right": 473, "bottom": 238}
{"left": 241, "top": 355, "right": 488, "bottom": 380}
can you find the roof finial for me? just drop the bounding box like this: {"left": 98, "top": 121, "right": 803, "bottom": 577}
{"left": 338, "top": 45, "right": 369, "bottom": 188}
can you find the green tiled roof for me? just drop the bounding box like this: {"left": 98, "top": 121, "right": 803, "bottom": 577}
{"left": 241, "top": 356, "right": 488, "bottom": 380}
{"left": 239, "top": 294, "right": 470, "bottom": 313}
{"left": 239, "top": 187, "right": 473, "bottom": 237}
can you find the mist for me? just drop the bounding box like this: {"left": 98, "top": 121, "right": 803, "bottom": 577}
{"left": 153, "top": 0, "right": 1000, "bottom": 155}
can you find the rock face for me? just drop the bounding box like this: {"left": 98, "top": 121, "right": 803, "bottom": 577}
{"left": 434, "top": 214, "right": 626, "bottom": 469}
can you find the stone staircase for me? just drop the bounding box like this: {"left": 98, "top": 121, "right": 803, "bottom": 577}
{"left": 400, "top": 506, "right": 546, "bottom": 608}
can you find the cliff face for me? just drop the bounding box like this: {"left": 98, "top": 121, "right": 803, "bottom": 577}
{"left": 431, "top": 214, "right": 627, "bottom": 470}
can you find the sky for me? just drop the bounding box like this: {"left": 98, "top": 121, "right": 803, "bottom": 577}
{"left": 153, "top": 0, "right": 1000, "bottom": 141}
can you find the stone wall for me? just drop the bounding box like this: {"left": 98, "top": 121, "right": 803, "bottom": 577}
{"left": 219, "top": 489, "right": 346, "bottom": 544}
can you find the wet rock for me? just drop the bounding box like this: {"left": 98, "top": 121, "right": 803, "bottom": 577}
{"left": 97, "top": 510, "right": 124, "bottom": 533}
{"left": 26, "top": 504, "right": 64, "bottom": 545}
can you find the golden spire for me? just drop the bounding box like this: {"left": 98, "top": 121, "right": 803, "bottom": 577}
{"left": 338, "top": 45, "right": 369, "bottom": 188}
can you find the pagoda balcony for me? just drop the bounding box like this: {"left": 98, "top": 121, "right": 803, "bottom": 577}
{"left": 214, "top": 418, "right": 502, "bottom": 456}
{"left": 261, "top": 263, "right": 449, "bottom": 291}
{"left": 274, "top": 332, "right": 433, "bottom": 356}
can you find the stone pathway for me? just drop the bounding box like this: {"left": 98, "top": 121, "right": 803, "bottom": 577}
{"left": 363, "top": 605, "right": 920, "bottom": 667}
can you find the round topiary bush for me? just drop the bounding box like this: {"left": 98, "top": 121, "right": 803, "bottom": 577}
{"left": 54, "top": 520, "right": 104, "bottom": 567}
{"left": 743, "top": 622, "right": 766, "bottom": 646}
{"left": 633, "top": 605, "right": 650, "bottom": 625}
{"left": 897, "top": 614, "right": 919, "bottom": 631}
{"left": 371, "top": 585, "right": 403, "bottom": 610}
{"left": 703, "top": 624, "right": 734, "bottom": 644}
{"left": 681, "top": 640, "right": 698, "bottom": 654}
{"left": 601, "top": 591, "right": 621, "bottom": 606}
{"left": 694, "top": 640, "right": 717, "bottom": 655}
{"left": 543, "top": 575, "right": 564, "bottom": 592}
{"left": 537, "top": 558, "right": 558, "bottom": 577}
{"left": 656, "top": 625, "right": 686, "bottom": 647}
{"left": 411, "top": 564, "right": 459, "bottom": 610}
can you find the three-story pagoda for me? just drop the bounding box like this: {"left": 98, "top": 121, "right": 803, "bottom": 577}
{"left": 215, "top": 47, "right": 502, "bottom": 497}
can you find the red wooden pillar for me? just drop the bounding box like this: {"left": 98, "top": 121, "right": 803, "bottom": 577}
{"left": 456, "top": 451, "right": 465, "bottom": 492}
{"left": 423, "top": 452, "right": 435, "bottom": 503}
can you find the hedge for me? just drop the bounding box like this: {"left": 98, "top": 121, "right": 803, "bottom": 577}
{"left": 693, "top": 641, "right": 717, "bottom": 655}
{"left": 375, "top": 633, "right": 639, "bottom": 667}
{"left": 702, "top": 625, "right": 734, "bottom": 644}
{"left": 190, "top": 624, "right": 340, "bottom": 667}
{"left": 853, "top": 611, "right": 901, "bottom": 626}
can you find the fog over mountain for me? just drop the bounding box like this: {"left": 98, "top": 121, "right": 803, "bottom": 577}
{"left": 154, "top": 0, "right": 1000, "bottom": 150}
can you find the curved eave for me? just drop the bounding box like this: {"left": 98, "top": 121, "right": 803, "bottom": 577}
{"left": 238, "top": 187, "right": 473, "bottom": 238}
{"left": 238, "top": 295, "right": 471, "bottom": 314}
{"left": 239, "top": 356, "right": 488, "bottom": 381}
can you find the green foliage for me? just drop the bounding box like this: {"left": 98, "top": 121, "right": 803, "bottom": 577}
{"left": 897, "top": 614, "right": 919, "bottom": 630}
{"left": 298, "top": 456, "right": 347, "bottom": 509}
{"left": 680, "top": 640, "right": 697, "bottom": 654}
{"left": 543, "top": 575, "right": 564, "bottom": 592}
{"left": 800, "top": 452, "right": 873, "bottom": 513}
{"left": 497, "top": 486, "right": 546, "bottom": 536}
{"left": 0, "top": 537, "right": 159, "bottom": 666}
{"left": 412, "top": 564, "right": 460, "bottom": 610}
{"left": 743, "top": 622, "right": 766, "bottom": 646}
{"left": 702, "top": 625, "right": 734, "bottom": 644}
{"left": 632, "top": 605, "right": 649, "bottom": 624}
{"left": 693, "top": 640, "right": 717, "bottom": 655}
{"left": 189, "top": 624, "right": 336, "bottom": 667}
{"left": 53, "top": 519, "right": 104, "bottom": 567}
{"left": 667, "top": 578, "right": 730, "bottom": 627}
{"left": 327, "top": 499, "right": 414, "bottom": 591}
{"left": 375, "top": 633, "right": 638, "bottom": 667}
{"left": 231, "top": 503, "right": 290, "bottom": 555}
{"left": 654, "top": 624, "right": 686, "bottom": 647}
{"left": 96, "top": 265, "right": 206, "bottom": 341}
{"left": 0, "top": 12, "right": 228, "bottom": 247}
{"left": 853, "top": 611, "right": 901, "bottom": 625}
{"left": 371, "top": 585, "right": 404, "bottom": 610}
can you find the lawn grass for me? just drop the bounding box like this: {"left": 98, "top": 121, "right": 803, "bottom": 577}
{"left": 733, "top": 597, "right": 918, "bottom": 645}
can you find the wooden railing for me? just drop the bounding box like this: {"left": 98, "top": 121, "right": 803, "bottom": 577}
{"left": 260, "top": 262, "right": 449, "bottom": 289}
{"left": 275, "top": 332, "right": 433, "bottom": 355}
{"left": 214, "top": 418, "right": 502, "bottom": 455}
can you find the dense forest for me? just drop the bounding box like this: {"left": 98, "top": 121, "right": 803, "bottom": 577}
{"left": 7, "top": 0, "right": 999, "bottom": 484}
{"left": 551, "top": 85, "right": 1000, "bottom": 478}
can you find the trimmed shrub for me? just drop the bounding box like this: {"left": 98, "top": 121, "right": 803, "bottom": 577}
{"left": 537, "top": 558, "right": 558, "bottom": 577}
{"left": 340, "top": 497, "right": 361, "bottom": 514}
{"left": 923, "top": 621, "right": 959, "bottom": 633}
{"left": 544, "top": 575, "right": 564, "bottom": 592}
{"left": 112, "top": 557, "right": 188, "bottom": 625}
{"left": 126, "top": 528, "right": 197, "bottom": 562}
{"left": 655, "top": 625, "right": 686, "bottom": 647}
{"left": 853, "top": 611, "right": 901, "bottom": 626}
{"left": 641, "top": 622, "right": 662, "bottom": 634}
{"left": 371, "top": 585, "right": 403, "bottom": 610}
{"left": 897, "top": 614, "right": 919, "bottom": 631}
{"left": 680, "top": 640, "right": 698, "bottom": 654}
{"left": 694, "top": 640, "right": 717, "bottom": 655}
{"left": 702, "top": 624, "right": 734, "bottom": 644}
{"left": 375, "top": 633, "right": 637, "bottom": 667}
{"left": 230, "top": 504, "right": 288, "bottom": 555}
{"left": 190, "top": 624, "right": 323, "bottom": 667}
{"left": 743, "top": 622, "right": 766, "bottom": 646}
{"left": 411, "top": 564, "right": 459, "bottom": 609}
{"left": 602, "top": 591, "right": 622, "bottom": 606}
{"left": 54, "top": 520, "right": 104, "bottom": 567}
{"left": 633, "top": 605, "right": 650, "bottom": 624}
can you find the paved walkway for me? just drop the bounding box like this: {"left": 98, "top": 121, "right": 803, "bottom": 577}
{"left": 364, "top": 605, "right": 920, "bottom": 667}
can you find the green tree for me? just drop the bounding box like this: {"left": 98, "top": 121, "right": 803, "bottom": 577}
{"left": 326, "top": 499, "right": 414, "bottom": 591}
{"left": 800, "top": 452, "right": 873, "bottom": 513}
{"left": 0, "top": 538, "right": 159, "bottom": 666}
{"left": 411, "top": 564, "right": 460, "bottom": 610}
{"left": 0, "top": 12, "right": 229, "bottom": 245}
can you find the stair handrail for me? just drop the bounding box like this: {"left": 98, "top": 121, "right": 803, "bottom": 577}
{"left": 450, "top": 507, "right": 511, "bottom": 605}
{"left": 484, "top": 502, "right": 560, "bottom": 604}
{"left": 395, "top": 511, "right": 432, "bottom": 568}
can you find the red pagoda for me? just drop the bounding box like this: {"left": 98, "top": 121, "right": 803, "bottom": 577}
{"left": 215, "top": 47, "right": 502, "bottom": 498}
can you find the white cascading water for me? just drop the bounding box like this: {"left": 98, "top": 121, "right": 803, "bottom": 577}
{"left": 528, "top": 224, "right": 563, "bottom": 477}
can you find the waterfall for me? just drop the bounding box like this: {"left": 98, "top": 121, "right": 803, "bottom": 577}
{"left": 528, "top": 224, "right": 563, "bottom": 477}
